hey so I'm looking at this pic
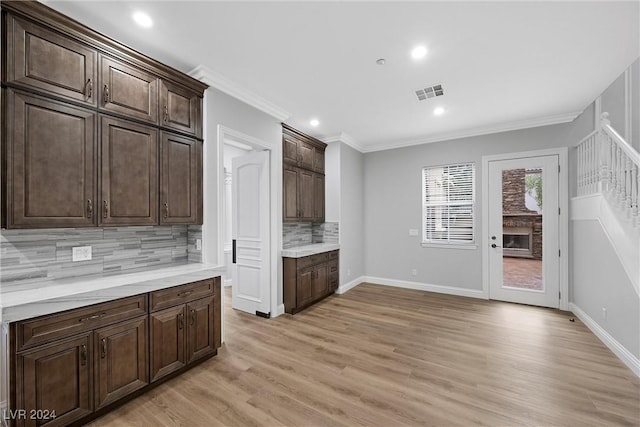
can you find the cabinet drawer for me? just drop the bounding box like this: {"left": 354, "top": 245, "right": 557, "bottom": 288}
{"left": 328, "top": 260, "right": 339, "bottom": 275}
{"left": 329, "top": 250, "right": 339, "bottom": 260}
{"left": 150, "top": 279, "right": 214, "bottom": 312}
{"left": 296, "top": 252, "right": 329, "bottom": 270}
{"left": 16, "top": 295, "right": 147, "bottom": 351}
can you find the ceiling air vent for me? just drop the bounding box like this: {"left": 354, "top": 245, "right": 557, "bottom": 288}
{"left": 415, "top": 84, "right": 444, "bottom": 101}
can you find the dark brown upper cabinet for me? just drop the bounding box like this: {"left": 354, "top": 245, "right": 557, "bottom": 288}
{"left": 160, "top": 132, "right": 199, "bottom": 225}
{"left": 160, "top": 80, "right": 202, "bottom": 137}
{"left": 99, "top": 55, "right": 159, "bottom": 124}
{"left": 1, "top": 1, "right": 207, "bottom": 229}
{"left": 100, "top": 116, "right": 158, "bottom": 226}
{"left": 3, "top": 90, "right": 97, "bottom": 229}
{"left": 282, "top": 124, "right": 327, "bottom": 223}
{"left": 4, "top": 15, "right": 97, "bottom": 106}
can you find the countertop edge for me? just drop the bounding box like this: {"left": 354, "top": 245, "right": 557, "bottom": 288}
{"left": 281, "top": 243, "right": 340, "bottom": 258}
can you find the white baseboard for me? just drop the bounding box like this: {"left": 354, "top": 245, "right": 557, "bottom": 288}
{"left": 363, "top": 276, "right": 486, "bottom": 299}
{"left": 336, "top": 276, "right": 365, "bottom": 294}
{"left": 570, "top": 302, "right": 640, "bottom": 377}
{"left": 275, "top": 304, "right": 285, "bottom": 317}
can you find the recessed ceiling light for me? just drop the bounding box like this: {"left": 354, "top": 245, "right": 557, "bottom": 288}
{"left": 376, "top": 58, "right": 386, "bottom": 65}
{"left": 433, "top": 107, "right": 445, "bottom": 116}
{"left": 411, "top": 45, "right": 427, "bottom": 60}
{"left": 133, "top": 11, "right": 153, "bottom": 28}
{"left": 310, "top": 119, "right": 319, "bottom": 127}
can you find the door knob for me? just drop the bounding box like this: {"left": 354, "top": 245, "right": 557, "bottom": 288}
{"left": 491, "top": 243, "right": 502, "bottom": 248}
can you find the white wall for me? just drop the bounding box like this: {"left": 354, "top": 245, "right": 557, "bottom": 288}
{"left": 364, "top": 123, "right": 573, "bottom": 289}
{"left": 325, "top": 142, "right": 340, "bottom": 223}
{"left": 339, "top": 143, "right": 365, "bottom": 284}
{"left": 572, "top": 220, "right": 639, "bottom": 359}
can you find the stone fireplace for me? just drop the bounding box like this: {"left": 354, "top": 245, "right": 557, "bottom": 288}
{"left": 502, "top": 169, "right": 542, "bottom": 259}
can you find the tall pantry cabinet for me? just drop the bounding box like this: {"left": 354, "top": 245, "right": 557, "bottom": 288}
{"left": 1, "top": 1, "right": 207, "bottom": 229}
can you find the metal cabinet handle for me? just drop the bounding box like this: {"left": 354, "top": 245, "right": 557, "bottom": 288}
{"left": 164, "top": 202, "right": 169, "bottom": 218}
{"left": 190, "top": 309, "right": 196, "bottom": 326}
{"left": 177, "top": 290, "right": 193, "bottom": 297}
{"left": 86, "top": 79, "right": 93, "bottom": 98}
{"left": 87, "top": 199, "right": 93, "bottom": 218}
{"left": 103, "top": 84, "right": 110, "bottom": 103}
{"left": 103, "top": 200, "right": 108, "bottom": 218}
{"left": 80, "top": 344, "right": 87, "bottom": 366}
{"left": 79, "top": 312, "right": 106, "bottom": 323}
{"left": 101, "top": 338, "right": 107, "bottom": 359}
{"left": 163, "top": 105, "right": 169, "bottom": 122}
{"left": 178, "top": 313, "right": 184, "bottom": 330}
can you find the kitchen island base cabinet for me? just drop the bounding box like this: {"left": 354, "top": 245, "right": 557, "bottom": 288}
{"left": 284, "top": 250, "right": 339, "bottom": 314}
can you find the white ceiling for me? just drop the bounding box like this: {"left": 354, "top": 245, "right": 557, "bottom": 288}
{"left": 44, "top": 1, "right": 639, "bottom": 152}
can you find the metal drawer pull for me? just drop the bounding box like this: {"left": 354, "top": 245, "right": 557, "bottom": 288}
{"left": 103, "top": 200, "right": 109, "bottom": 218}
{"left": 79, "top": 312, "right": 107, "bottom": 323}
{"left": 178, "top": 313, "right": 184, "bottom": 330}
{"left": 163, "top": 105, "right": 169, "bottom": 122}
{"left": 190, "top": 309, "right": 196, "bottom": 326}
{"left": 86, "top": 78, "right": 93, "bottom": 98}
{"left": 87, "top": 199, "right": 93, "bottom": 218}
{"left": 103, "top": 84, "right": 110, "bottom": 103}
{"left": 101, "top": 338, "right": 107, "bottom": 359}
{"left": 177, "top": 290, "right": 193, "bottom": 297}
{"left": 164, "top": 202, "right": 169, "bottom": 218}
{"left": 331, "top": 267, "right": 338, "bottom": 272}
{"left": 80, "top": 344, "right": 87, "bottom": 366}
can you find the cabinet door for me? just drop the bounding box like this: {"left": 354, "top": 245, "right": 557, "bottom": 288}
{"left": 100, "top": 116, "right": 158, "bottom": 225}
{"left": 283, "top": 167, "right": 299, "bottom": 221}
{"left": 6, "top": 90, "right": 96, "bottom": 228}
{"left": 298, "top": 169, "right": 314, "bottom": 221}
{"left": 160, "top": 132, "right": 198, "bottom": 224}
{"left": 313, "top": 147, "right": 325, "bottom": 173}
{"left": 6, "top": 16, "right": 97, "bottom": 105}
{"left": 150, "top": 305, "right": 186, "bottom": 382}
{"left": 94, "top": 316, "right": 148, "bottom": 409}
{"left": 297, "top": 270, "right": 314, "bottom": 307}
{"left": 160, "top": 80, "right": 200, "bottom": 136}
{"left": 312, "top": 264, "right": 329, "bottom": 299}
{"left": 283, "top": 135, "right": 298, "bottom": 165}
{"left": 99, "top": 55, "right": 158, "bottom": 123}
{"left": 18, "top": 334, "right": 92, "bottom": 427}
{"left": 186, "top": 296, "right": 216, "bottom": 364}
{"left": 313, "top": 174, "right": 325, "bottom": 222}
{"left": 298, "top": 140, "right": 314, "bottom": 170}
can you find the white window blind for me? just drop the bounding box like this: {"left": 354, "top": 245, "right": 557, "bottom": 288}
{"left": 422, "top": 163, "right": 475, "bottom": 245}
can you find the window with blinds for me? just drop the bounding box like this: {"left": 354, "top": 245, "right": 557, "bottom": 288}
{"left": 422, "top": 163, "right": 475, "bottom": 245}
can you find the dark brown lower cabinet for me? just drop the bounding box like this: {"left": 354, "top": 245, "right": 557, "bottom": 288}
{"left": 94, "top": 316, "right": 148, "bottom": 409}
{"left": 150, "top": 292, "right": 216, "bottom": 382}
{"left": 17, "top": 334, "right": 93, "bottom": 427}
{"left": 10, "top": 276, "right": 221, "bottom": 426}
{"left": 284, "top": 250, "right": 339, "bottom": 314}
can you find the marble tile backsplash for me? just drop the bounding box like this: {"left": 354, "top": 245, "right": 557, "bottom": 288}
{"left": 283, "top": 222, "right": 339, "bottom": 249}
{"left": 0, "top": 225, "right": 201, "bottom": 289}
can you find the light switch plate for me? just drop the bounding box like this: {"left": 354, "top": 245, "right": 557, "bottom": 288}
{"left": 196, "top": 239, "right": 202, "bottom": 251}
{"left": 72, "top": 246, "right": 92, "bottom": 262}
{"left": 409, "top": 229, "right": 419, "bottom": 236}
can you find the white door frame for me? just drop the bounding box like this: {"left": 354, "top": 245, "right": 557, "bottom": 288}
{"left": 481, "top": 147, "right": 569, "bottom": 310}
{"left": 217, "top": 125, "right": 281, "bottom": 318}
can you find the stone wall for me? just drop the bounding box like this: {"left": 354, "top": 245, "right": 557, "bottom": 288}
{"left": 502, "top": 169, "right": 542, "bottom": 259}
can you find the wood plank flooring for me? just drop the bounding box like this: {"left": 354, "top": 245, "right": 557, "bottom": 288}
{"left": 88, "top": 284, "right": 640, "bottom": 426}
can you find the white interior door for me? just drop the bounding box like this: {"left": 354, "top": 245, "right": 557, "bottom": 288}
{"left": 231, "top": 150, "right": 271, "bottom": 316}
{"left": 488, "top": 155, "right": 560, "bottom": 308}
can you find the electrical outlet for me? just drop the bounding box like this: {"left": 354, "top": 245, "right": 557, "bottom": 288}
{"left": 411, "top": 269, "right": 417, "bottom": 276}
{"left": 602, "top": 307, "right": 607, "bottom": 320}
{"left": 409, "top": 229, "right": 419, "bottom": 237}
{"left": 196, "top": 239, "right": 202, "bottom": 251}
{"left": 72, "top": 246, "right": 92, "bottom": 262}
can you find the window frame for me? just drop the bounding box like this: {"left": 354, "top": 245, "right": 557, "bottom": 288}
{"left": 421, "top": 162, "right": 477, "bottom": 250}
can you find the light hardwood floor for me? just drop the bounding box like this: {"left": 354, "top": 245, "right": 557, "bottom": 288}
{"left": 89, "top": 284, "right": 640, "bottom": 426}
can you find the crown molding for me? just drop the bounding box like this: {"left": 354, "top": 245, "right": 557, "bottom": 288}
{"left": 322, "top": 132, "right": 366, "bottom": 153}
{"left": 189, "top": 65, "right": 290, "bottom": 122}
{"left": 362, "top": 111, "right": 582, "bottom": 153}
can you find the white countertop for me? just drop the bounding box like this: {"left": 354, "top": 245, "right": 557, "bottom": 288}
{"left": 0, "top": 263, "right": 224, "bottom": 323}
{"left": 281, "top": 243, "right": 340, "bottom": 258}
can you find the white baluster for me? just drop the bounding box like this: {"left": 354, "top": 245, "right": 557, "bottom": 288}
{"left": 577, "top": 142, "right": 583, "bottom": 195}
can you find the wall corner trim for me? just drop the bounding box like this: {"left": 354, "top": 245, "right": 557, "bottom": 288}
{"left": 363, "top": 276, "right": 486, "bottom": 299}
{"left": 322, "top": 132, "right": 366, "bottom": 153}
{"left": 569, "top": 302, "right": 640, "bottom": 377}
{"left": 189, "top": 64, "right": 290, "bottom": 121}
{"left": 275, "top": 304, "right": 286, "bottom": 317}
